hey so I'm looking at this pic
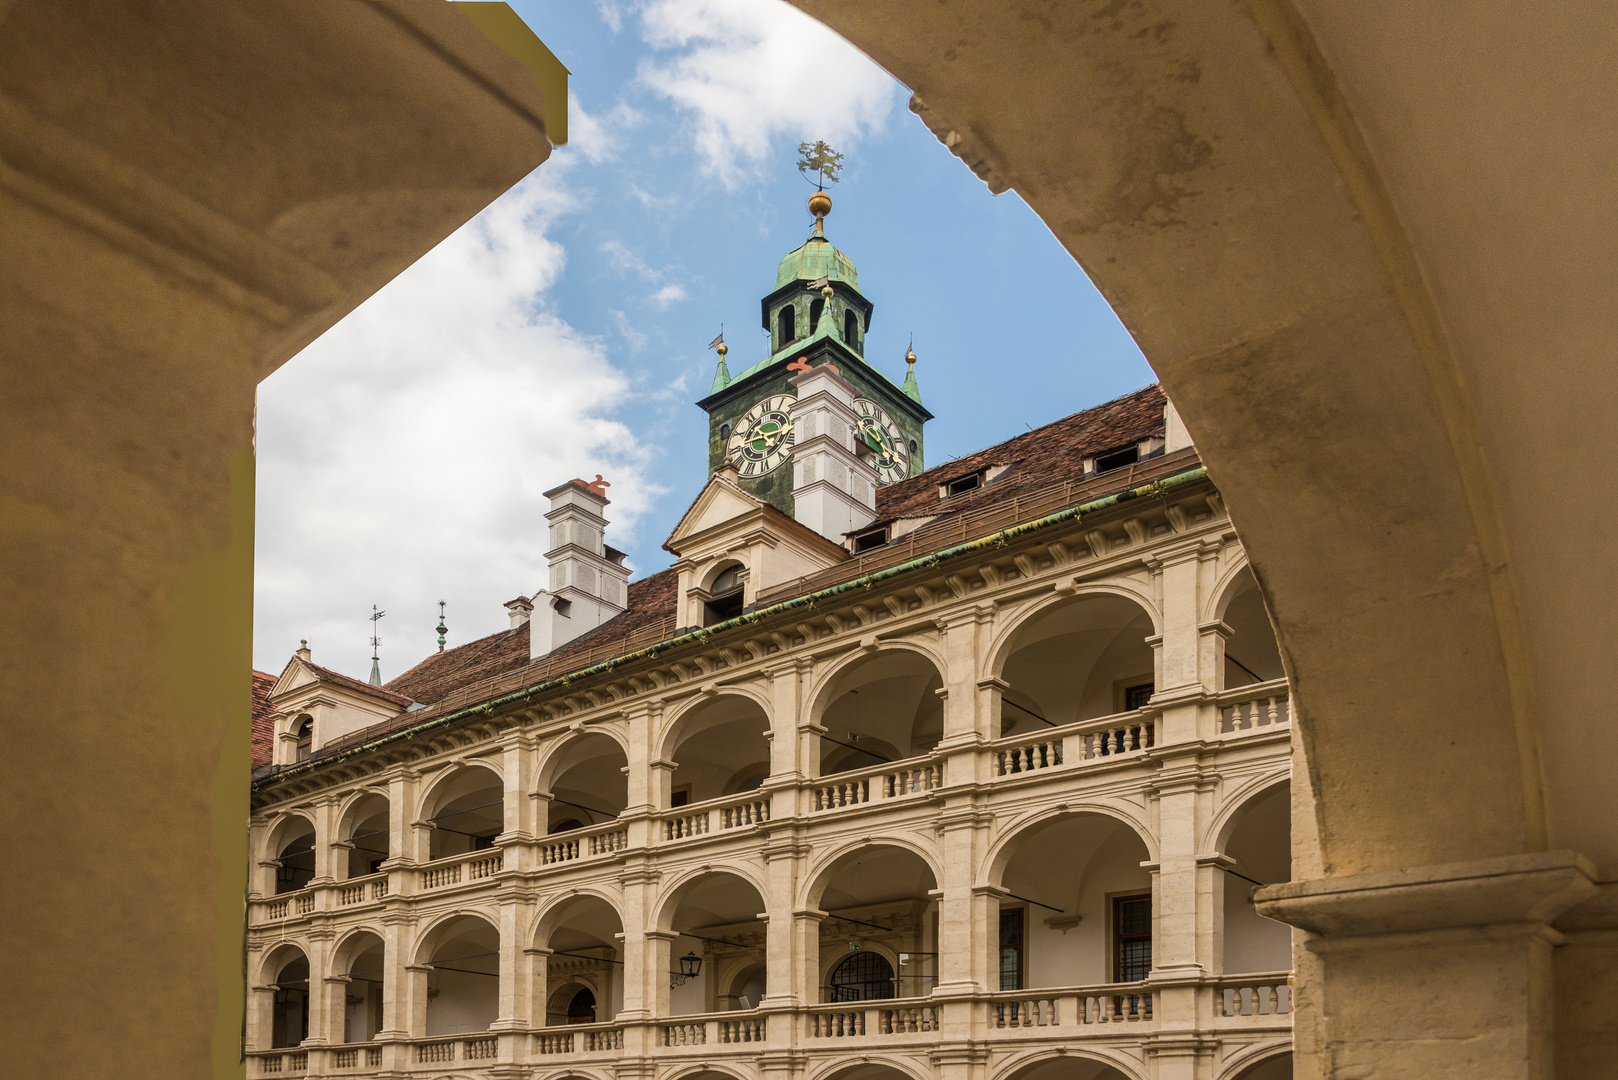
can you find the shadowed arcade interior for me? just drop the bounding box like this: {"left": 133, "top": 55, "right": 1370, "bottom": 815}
{"left": 998, "top": 594, "right": 1157, "bottom": 736}
{"left": 546, "top": 733, "right": 629, "bottom": 832}
{"left": 815, "top": 846, "right": 940, "bottom": 1001}
{"left": 422, "top": 915, "right": 500, "bottom": 1037}
{"left": 666, "top": 695, "right": 773, "bottom": 806}
{"left": 819, "top": 651, "right": 944, "bottom": 774}
{"left": 664, "top": 872, "right": 769, "bottom": 1015}
{"left": 541, "top": 895, "right": 625, "bottom": 1026}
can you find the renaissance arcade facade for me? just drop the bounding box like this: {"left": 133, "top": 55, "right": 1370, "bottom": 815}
{"left": 248, "top": 202, "right": 1298, "bottom": 1080}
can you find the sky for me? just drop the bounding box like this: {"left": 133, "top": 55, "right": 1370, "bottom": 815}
{"left": 251, "top": 0, "right": 1154, "bottom": 680}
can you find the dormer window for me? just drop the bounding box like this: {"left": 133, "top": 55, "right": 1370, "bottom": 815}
{"left": 704, "top": 563, "right": 745, "bottom": 626}
{"left": 851, "top": 526, "right": 889, "bottom": 553}
{"left": 293, "top": 716, "right": 313, "bottom": 762}
{"left": 1094, "top": 445, "right": 1141, "bottom": 473}
{"left": 943, "top": 472, "right": 983, "bottom": 498}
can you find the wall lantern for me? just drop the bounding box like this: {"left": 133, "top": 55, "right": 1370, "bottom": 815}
{"left": 670, "top": 951, "right": 703, "bottom": 987}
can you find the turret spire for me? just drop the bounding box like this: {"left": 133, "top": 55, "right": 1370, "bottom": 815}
{"left": 902, "top": 341, "right": 922, "bottom": 404}
{"left": 708, "top": 331, "right": 731, "bottom": 392}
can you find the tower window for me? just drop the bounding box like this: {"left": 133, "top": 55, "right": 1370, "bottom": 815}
{"left": 843, "top": 309, "right": 860, "bottom": 347}
{"left": 1094, "top": 445, "right": 1141, "bottom": 473}
{"left": 777, "top": 305, "right": 795, "bottom": 347}
{"left": 809, "top": 297, "right": 825, "bottom": 330}
{"left": 293, "top": 716, "right": 312, "bottom": 762}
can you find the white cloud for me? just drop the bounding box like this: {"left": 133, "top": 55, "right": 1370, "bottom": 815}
{"left": 253, "top": 165, "right": 661, "bottom": 679}
{"left": 652, "top": 283, "right": 688, "bottom": 309}
{"left": 636, "top": 0, "right": 898, "bottom": 183}
{"left": 565, "top": 92, "right": 643, "bottom": 165}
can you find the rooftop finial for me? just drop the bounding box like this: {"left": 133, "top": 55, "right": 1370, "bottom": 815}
{"left": 368, "top": 605, "right": 386, "bottom": 685}
{"left": 797, "top": 140, "right": 841, "bottom": 237}
{"left": 709, "top": 329, "right": 731, "bottom": 392}
{"left": 902, "top": 338, "right": 923, "bottom": 404}
{"left": 436, "top": 600, "right": 448, "bottom": 653}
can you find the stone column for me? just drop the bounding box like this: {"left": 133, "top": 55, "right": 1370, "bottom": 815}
{"left": 309, "top": 795, "right": 338, "bottom": 885}
{"left": 491, "top": 897, "right": 531, "bottom": 1030}
{"left": 497, "top": 733, "right": 536, "bottom": 844}
{"left": 378, "top": 912, "right": 415, "bottom": 1039}
{"left": 933, "top": 804, "right": 992, "bottom": 1003}
{"left": 1258, "top": 853, "right": 1598, "bottom": 1080}
{"left": 301, "top": 930, "right": 334, "bottom": 1046}
{"left": 761, "top": 835, "right": 811, "bottom": 1011}
{"left": 790, "top": 908, "right": 828, "bottom": 1006}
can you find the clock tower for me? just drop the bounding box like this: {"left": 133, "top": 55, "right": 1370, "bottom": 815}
{"left": 697, "top": 191, "right": 932, "bottom": 517}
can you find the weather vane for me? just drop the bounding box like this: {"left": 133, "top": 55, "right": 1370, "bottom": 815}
{"left": 796, "top": 140, "right": 843, "bottom": 191}
{"left": 368, "top": 605, "right": 386, "bottom": 685}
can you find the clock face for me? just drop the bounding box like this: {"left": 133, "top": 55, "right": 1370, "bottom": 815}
{"left": 726, "top": 394, "right": 797, "bottom": 478}
{"left": 853, "top": 397, "right": 911, "bottom": 484}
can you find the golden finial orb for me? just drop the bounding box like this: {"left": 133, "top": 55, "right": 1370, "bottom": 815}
{"left": 716, "top": 342, "right": 728, "bottom": 357}
{"left": 906, "top": 347, "right": 917, "bottom": 366}
{"left": 822, "top": 282, "right": 835, "bottom": 301}
{"left": 808, "top": 189, "right": 832, "bottom": 220}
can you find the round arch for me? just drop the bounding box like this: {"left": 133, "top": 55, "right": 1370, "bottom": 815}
{"left": 409, "top": 908, "right": 502, "bottom": 967}
{"left": 986, "top": 583, "right": 1163, "bottom": 683}
{"left": 652, "top": 865, "right": 772, "bottom": 935}
{"left": 333, "top": 785, "right": 389, "bottom": 838}
{"left": 534, "top": 725, "right": 632, "bottom": 793}
{"left": 1217, "top": 1045, "right": 1293, "bottom": 1080}
{"left": 1206, "top": 773, "right": 1291, "bottom": 856}
{"left": 1205, "top": 552, "right": 1256, "bottom": 625}
{"left": 799, "top": 836, "right": 944, "bottom": 913}
{"left": 805, "top": 1056, "right": 934, "bottom": 1080}
{"left": 805, "top": 640, "right": 949, "bottom": 728}
{"left": 661, "top": 1065, "right": 756, "bottom": 1080}
{"left": 329, "top": 924, "right": 388, "bottom": 972}
{"left": 257, "top": 940, "right": 311, "bottom": 988}
{"left": 529, "top": 888, "right": 626, "bottom": 950}
{"left": 260, "top": 809, "right": 318, "bottom": 863}
{"left": 656, "top": 687, "right": 773, "bottom": 763}
{"left": 983, "top": 804, "right": 1158, "bottom": 886}
{"left": 989, "top": 1048, "right": 1146, "bottom": 1080}
{"left": 416, "top": 760, "right": 503, "bottom": 821}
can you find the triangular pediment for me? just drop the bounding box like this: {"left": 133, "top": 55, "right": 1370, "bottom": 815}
{"left": 665, "top": 473, "right": 767, "bottom": 554}
{"left": 269, "top": 656, "right": 319, "bottom": 700}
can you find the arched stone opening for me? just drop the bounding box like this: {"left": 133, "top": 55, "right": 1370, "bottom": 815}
{"left": 660, "top": 871, "right": 768, "bottom": 1017}
{"left": 993, "top": 812, "right": 1154, "bottom": 989}
{"left": 817, "top": 650, "right": 944, "bottom": 775}
{"left": 1216, "top": 568, "right": 1285, "bottom": 690}
{"left": 421, "top": 765, "right": 504, "bottom": 861}
{"left": 420, "top": 914, "right": 500, "bottom": 1036}
{"left": 539, "top": 894, "right": 624, "bottom": 1026}
{"left": 1224, "top": 1051, "right": 1292, "bottom": 1080}
{"left": 273, "top": 817, "right": 316, "bottom": 895}
{"left": 720, "top": 960, "right": 768, "bottom": 1012}
{"left": 544, "top": 732, "right": 628, "bottom": 833}
{"left": 262, "top": 946, "right": 310, "bottom": 1049}
{"left": 339, "top": 792, "right": 390, "bottom": 879}
{"left": 665, "top": 695, "right": 772, "bottom": 807}
{"left": 997, "top": 593, "right": 1158, "bottom": 736}
{"left": 810, "top": 845, "right": 939, "bottom": 1002}
{"left": 1219, "top": 784, "right": 1292, "bottom": 975}
{"left": 998, "top": 1055, "right": 1139, "bottom": 1080}
{"left": 334, "top": 931, "right": 386, "bottom": 1043}
{"left": 815, "top": 1062, "right": 928, "bottom": 1080}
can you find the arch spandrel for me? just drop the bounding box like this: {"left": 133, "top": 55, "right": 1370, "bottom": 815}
{"left": 1205, "top": 772, "right": 1292, "bottom": 856}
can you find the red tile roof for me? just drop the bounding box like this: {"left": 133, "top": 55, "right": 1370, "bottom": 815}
{"left": 274, "top": 385, "right": 1176, "bottom": 763}
{"left": 250, "top": 669, "right": 277, "bottom": 769}
{"left": 871, "top": 383, "right": 1166, "bottom": 526}
{"left": 384, "top": 568, "right": 681, "bottom": 706}
{"left": 304, "top": 661, "right": 415, "bottom": 708}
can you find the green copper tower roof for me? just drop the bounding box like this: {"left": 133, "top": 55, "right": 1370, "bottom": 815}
{"left": 775, "top": 233, "right": 858, "bottom": 290}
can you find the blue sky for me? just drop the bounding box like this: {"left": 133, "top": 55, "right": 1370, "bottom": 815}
{"left": 251, "top": 0, "right": 1152, "bottom": 679}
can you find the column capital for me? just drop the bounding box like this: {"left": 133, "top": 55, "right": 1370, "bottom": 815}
{"left": 1257, "top": 851, "right": 1598, "bottom": 940}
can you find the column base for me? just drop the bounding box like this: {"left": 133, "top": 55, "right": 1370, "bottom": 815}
{"left": 1258, "top": 851, "right": 1597, "bottom": 1080}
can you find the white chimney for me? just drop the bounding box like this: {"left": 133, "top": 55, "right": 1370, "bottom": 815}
{"left": 504, "top": 596, "right": 533, "bottom": 629}
{"left": 789, "top": 362, "right": 878, "bottom": 543}
{"left": 530, "top": 476, "right": 630, "bottom": 659}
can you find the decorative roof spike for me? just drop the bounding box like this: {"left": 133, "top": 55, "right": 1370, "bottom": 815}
{"left": 902, "top": 341, "right": 923, "bottom": 404}
{"left": 368, "top": 605, "right": 386, "bottom": 685}
{"left": 436, "top": 600, "right": 448, "bottom": 653}
{"left": 709, "top": 331, "right": 731, "bottom": 392}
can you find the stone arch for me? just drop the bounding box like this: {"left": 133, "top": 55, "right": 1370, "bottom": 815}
{"left": 1217, "top": 1046, "right": 1293, "bottom": 1080}
{"left": 1212, "top": 781, "right": 1293, "bottom": 975}
{"left": 1205, "top": 564, "right": 1286, "bottom": 690}
{"left": 262, "top": 810, "right": 318, "bottom": 895}
{"left": 334, "top": 786, "right": 391, "bottom": 879}
{"left": 987, "top": 582, "right": 1164, "bottom": 680}
{"left": 533, "top": 891, "right": 626, "bottom": 1025}
{"left": 657, "top": 686, "right": 773, "bottom": 763}
{"left": 418, "top": 762, "right": 506, "bottom": 861}
{"left": 530, "top": 888, "right": 626, "bottom": 949}
{"left": 536, "top": 727, "right": 631, "bottom": 833}
{"left": 983, "top": 803, "right": 1158, "bottom": 885}
{"left": 410, "top": 907, "right": 502, "bottom": 967}
{"left": 417, "top": 760, "right": 503, "bottom": 818}
{"left": 805, "top": 1056, "right": 934, "bottom": 1080}
{"left": 329, "top": 926, "right": 387, "bottom": 1043}
{"left": 1207, "top": 773, "right": 1292, "bottom": 856}
{"left": 1205, "top": 550, "right": 1256, "bottom": 624}
{"left": 817, "top": 939, "right": 902, "bottom": 1001}
{"left": 988, "top": 1048, "right": 1146, "bottom": 1080}
{"left": 257, "top": 941, "right": 313, "bottom": 1050}
{"left": 329, "top": 923, "right": 388, "bottom": 971}
{"left": 658, "top": 690, "right": 774, "bottom": 806}
{"left": 260, "top": 809, "right": 318, "bottom": 864}
{"left": 662, "top": 1066, "right": 756, "bottom": 1080}
{"left": 257, "top": 939, "right": 311, "bottom": 988}
{"left": 807, "top": 643, "right": 949, "bottom": 773}
{"left": 800, "top": 835, "right": 944, "bottom": 912}
{"left": 652, "top": 864, "right": 772, "bottom": 934}
{"left": 986, "top": 586, "right": 1161, "bottom": 733}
